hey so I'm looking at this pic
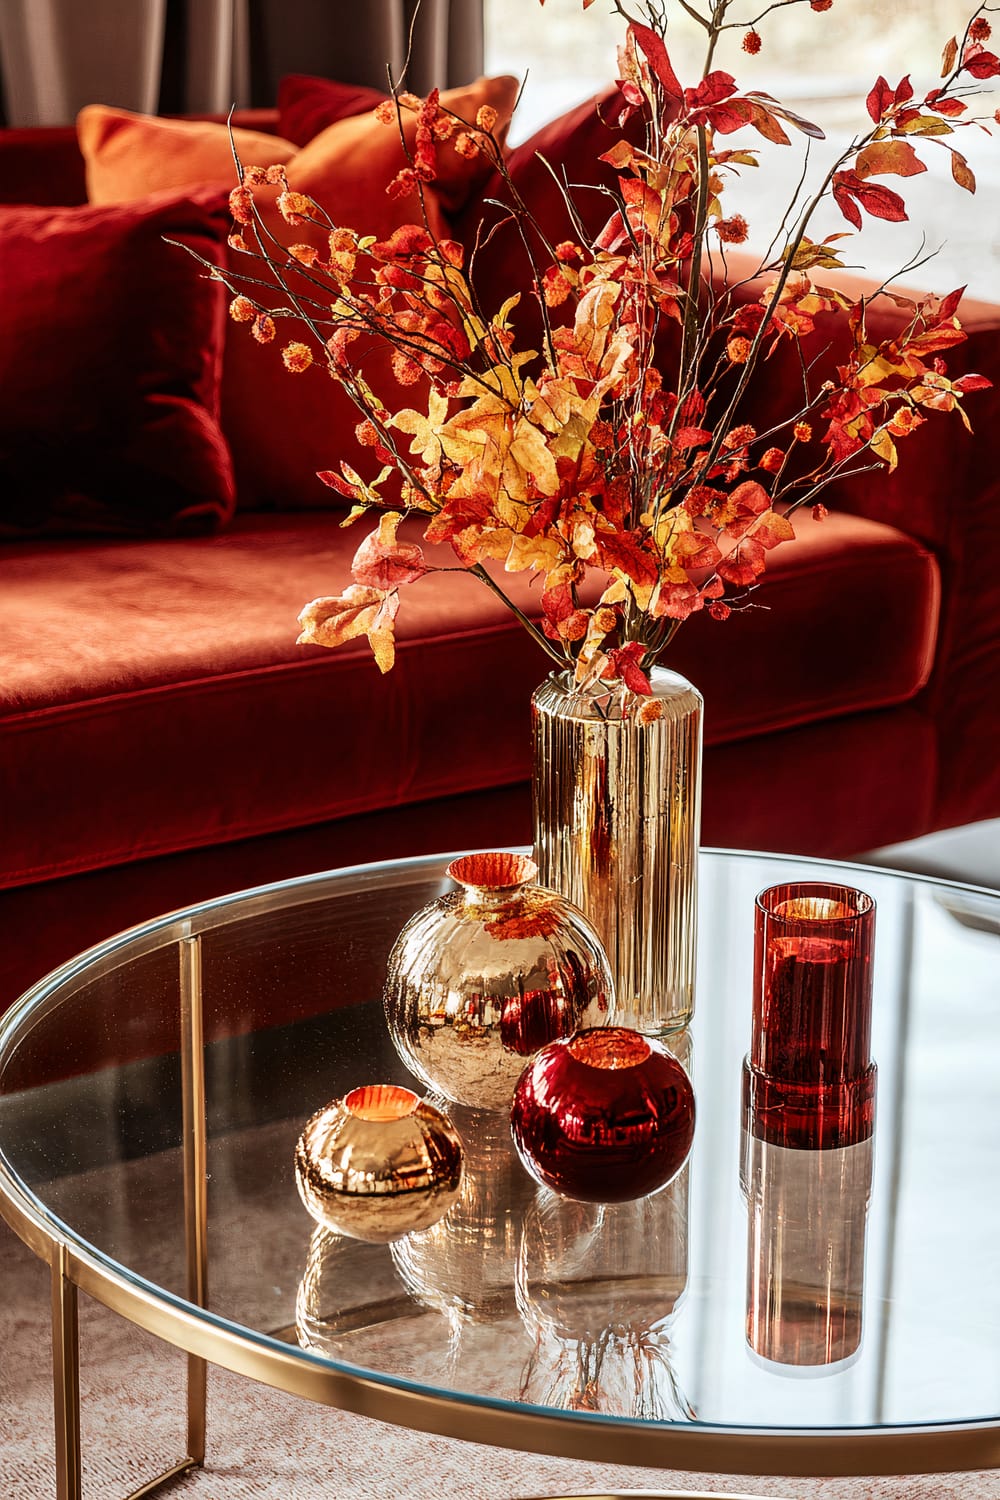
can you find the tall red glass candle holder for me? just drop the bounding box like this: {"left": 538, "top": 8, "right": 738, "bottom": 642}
{"left": 744, "top": 882, "right": 876, "bottom": 1151}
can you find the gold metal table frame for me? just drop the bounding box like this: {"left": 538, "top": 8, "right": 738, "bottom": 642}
{"left": 2, "top": 853, "right": 1000, "bottom": 1499}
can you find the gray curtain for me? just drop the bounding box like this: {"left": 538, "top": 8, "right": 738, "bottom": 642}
{"left": 0, "top": 0, "right": 483, "bottom": 127}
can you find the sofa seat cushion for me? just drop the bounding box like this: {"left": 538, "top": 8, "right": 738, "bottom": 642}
{"left": 0, "top": 508, "right": 939, "bottom": 888}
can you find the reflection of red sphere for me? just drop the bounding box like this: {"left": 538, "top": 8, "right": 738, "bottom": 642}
{"left": 510, "top": 1028, "right": 696, "bottom": 1203}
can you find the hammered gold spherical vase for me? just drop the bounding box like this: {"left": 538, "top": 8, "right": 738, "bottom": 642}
{"left": 294, "top": 1084, "right": 464, "bottom": 1243}
{"left": 383, "top": 852, "right": 614, "bottom": 1112}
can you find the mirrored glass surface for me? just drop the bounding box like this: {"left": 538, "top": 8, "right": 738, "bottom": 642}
{"left": 1, "top": 850, "right": 998, "bottom": 1443}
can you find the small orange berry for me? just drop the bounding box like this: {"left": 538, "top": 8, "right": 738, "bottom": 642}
{"left": 252, "top": 314, "right": 275, "bottom": 344}
{"left": 810, "top": 0, "right": 833, "bottom": 9}
{"left": 727, "top": 336, "right": 752, "bottom": 364}
{"left": 812, "top": 503, "right": 829, "bottom": 520}
{"left": 228, "top": 185, "right": 254, "bottom": 225}
{"left": 476, "top": 104, "right": 498, "bottom": 131}
{"left": 228, "top": 295, "right": 256, "bottom": 323}
{"left": 282, "top": 341, "right": 313, "bottom": 373}
{"left": 743, "top": 28, "right": 762, "bottom": 53}
{"left": 716, "top": 214, "right": 749, "bottom": 244}
{"left": 793, "top": 421, "right": 812, "bottom": 442}
{"left": 760, "top": 446, "right": 784, "bottom": 473}
{"left": 970, "top": 18, "right": 991, "bottom": 40}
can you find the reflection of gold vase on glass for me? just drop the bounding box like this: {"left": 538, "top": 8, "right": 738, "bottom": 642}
{"left": 741, "top": 1129, "right": 874, "bottom": 1373}
{"left": 515, "top": 1171, "right": 694, "bottom": 1420}
{"left": 391, "top": 1103, "right": 538, "bottom": 1342}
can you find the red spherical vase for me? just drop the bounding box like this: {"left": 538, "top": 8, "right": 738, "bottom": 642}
{"left": 510, "top": 1027, "right": 695, "bottom": 1203}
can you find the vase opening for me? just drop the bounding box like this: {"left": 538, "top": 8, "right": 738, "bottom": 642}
{"left": 447, "top": 851, "right": 538, "bottom": 894}
{"left": 344, "top": 1084, "right": 420, "bottom": 1122}
{"left": 760, "top": 884, "right": 874, "bottom": 925}
{"left": 567, "top": 1027, "right": 651, "bottom": 1071}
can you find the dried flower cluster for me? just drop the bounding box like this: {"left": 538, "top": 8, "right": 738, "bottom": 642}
{"left": 203, "top": 1, "right": 996, "bottom": 694}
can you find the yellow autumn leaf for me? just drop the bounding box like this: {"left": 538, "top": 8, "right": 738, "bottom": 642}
{"left": 870, "top": 426, "right": 899, "bottom": 470}
{"left": 391, "top": 389, "right": 451, "bottom": 463}
{"left": 505, "top": 533, "right": 564, "bottom": 574}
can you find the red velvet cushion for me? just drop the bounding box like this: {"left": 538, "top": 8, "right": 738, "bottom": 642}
{"left": 456, "top": 86, "right": 645, "bottom": 345}
{"left": 277, "top": 75, "right": 387, "bottom": 146}
{"left": 0, "top": 192, "right": 235, "bottom": 537}
{"left": 0, "top": 508, "right": 938, "bottom": 888}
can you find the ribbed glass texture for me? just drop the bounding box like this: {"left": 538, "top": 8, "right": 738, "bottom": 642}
{"left": 531, "top": 668, "right": 703, "bottom": 1035}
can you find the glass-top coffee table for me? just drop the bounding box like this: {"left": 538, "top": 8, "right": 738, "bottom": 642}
{"left": 1, "top": 848, "right": 998, "bottom": 1500}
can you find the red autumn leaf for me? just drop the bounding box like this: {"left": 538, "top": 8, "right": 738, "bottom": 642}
{"left": 832, "top": 179, "right": 863, "bottom": 229}
{"left": 674, "top": 425, "right": 713, "bottom": 450}
{"left": 866, "top": 75, "right": 894, "bottom": 122}
{"left": 352, "top": 526, "right": 428, "bottom": 590}
{"left": 673, "top": 530, "right": 723, "bottom": 570}
{"left": 754, "top": 509, "right": 796, "bottom": 549}
{"left": 728, "top": 479, "right": 771, "bottom": 518}
{"left": 705, "top": 99, "right": 754, "bottom": 135}
{"left": 542, "top": 582, "right": 574, "bottom": 622}
{"left": 654, "top": 581, "right": 702, "bottom": 620}
{"left": 687, "top": 71, "right": 738, "bottom": 109}
{"left": 953, "top": 373, "right": 993, "bottom": 393}
{"left": 629, "top": 22, "right": 683, "bottom": 102}
{"left": 854, "top": 139, "right": 927, "bottom": 180}
{"left": 605, "top": 642, "right": 653, "bottom": 695}
{"left": 598, "top": 532, "right": 660, "bottom": 587}
{"left": 317, "top": 469, "right": 360, "bottom": 499}
{"left": 717, "top": 535, "right": 766, "bottom": 584}
{"left": 925, "top": 88, "right": 967, "bottom": 117}
{"left": 893, "top": 75, "right": 914, "bottom": 106}
{"left": 936, "top": 286, "right": 966, "bottom": 321}
{"left": 962, "top": 45, "right": 1000, "bottom": 79}
{"left": 833, "top": 171, "right": 908, "bottom": 224}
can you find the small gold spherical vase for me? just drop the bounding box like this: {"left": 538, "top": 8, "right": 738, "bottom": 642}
{"left": 383, "top": 851, "right": 615, "bottom": 1112}
{"left": 294, "top": 1084, "right": 464, "bottom": 1243}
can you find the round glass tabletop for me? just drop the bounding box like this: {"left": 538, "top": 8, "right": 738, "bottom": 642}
{"left": 1, "top": 848, "right": 998, "bottom": 1478}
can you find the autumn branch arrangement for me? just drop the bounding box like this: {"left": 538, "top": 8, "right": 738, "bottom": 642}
{"left": 195, "top": 0, "right": 998, "bottom": 703}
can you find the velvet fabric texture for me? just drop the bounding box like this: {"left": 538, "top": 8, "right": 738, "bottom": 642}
{"left": 0, "top": 191, "right": 234, "bottom": 537}
{"left": 1, "top": 509, "right": 937, "bottom": 890}
{"left": 277, "top": 76, "right": 389, "bottom": 146}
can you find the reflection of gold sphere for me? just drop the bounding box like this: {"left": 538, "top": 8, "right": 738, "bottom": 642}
{"left": 294, "top": 1084, "right": 464, "bottom": 1243}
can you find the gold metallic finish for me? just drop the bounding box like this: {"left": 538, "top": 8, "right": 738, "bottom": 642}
{"left": 120, "top": 1457, "right": 200, "bottom": 1499}
{"left": 179, "top": 934, "right": 208, "bottom": 1464}
{"left": 532, "top": 669, "right": 703, "bottom": 1037}
{"left": 52, "top": 1241, "right": 82, "bottom": 1500}
{"left": 295, "top": 1085, "right": 464, "bottom": 1242}
{"left": 0, "top": 851, "right": 999, "bottom": 1484}
{"left": 392, "top": 1103, "right": 537, "bottom": 1325}
{"left": 384, "top": 852, "right": 614, "bottom": 1111}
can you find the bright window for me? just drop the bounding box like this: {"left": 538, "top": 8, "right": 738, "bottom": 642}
{"left": 484, "top": 0, "right": 999, "bottom": 294}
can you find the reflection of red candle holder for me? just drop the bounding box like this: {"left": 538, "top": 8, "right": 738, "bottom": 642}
{"left": 746, "top": 883, "right": 876, "bottom": 1150}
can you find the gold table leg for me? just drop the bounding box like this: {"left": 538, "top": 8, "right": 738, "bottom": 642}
{"left": 180, "top": 932, "right": 209, "bottom": 1467}
{"left": 46, "top": 934, "right": 211, "bottom": 1499}
{"left": 52, "top": 1241, "right": 82, "bottom": 1500}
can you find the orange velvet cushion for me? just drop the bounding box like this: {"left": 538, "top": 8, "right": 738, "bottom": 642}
{"left": 78, "top": 82, "right": 518, "bottom": 510}
{"left": 77, "top": 107, "right": 298, "bottom": 203}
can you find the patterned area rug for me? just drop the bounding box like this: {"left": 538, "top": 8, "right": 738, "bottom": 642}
{"left": 2, "top": 1218, "right": 997, "bottom": 1500}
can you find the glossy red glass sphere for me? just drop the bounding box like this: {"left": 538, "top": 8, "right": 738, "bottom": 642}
{"left": 510, "top": 1027, "right": 696, "bottom": 1203}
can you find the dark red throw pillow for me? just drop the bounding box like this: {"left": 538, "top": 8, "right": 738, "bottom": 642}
{"left": 0, "top": 189, "right": 235, "bottom": 537}
{"left": 277, "top": 74, "right": 387, "bottom": 148}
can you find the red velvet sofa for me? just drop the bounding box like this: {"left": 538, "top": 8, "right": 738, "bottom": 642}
{"left": 2, "top": 90, "right": 999, "bottom": 1011}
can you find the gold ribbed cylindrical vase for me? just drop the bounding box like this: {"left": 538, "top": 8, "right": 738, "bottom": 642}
{"left": 531, "top": 668, "right": 703, "bottom": 1036}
